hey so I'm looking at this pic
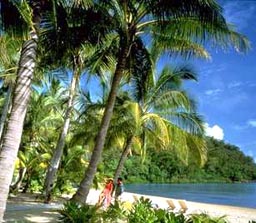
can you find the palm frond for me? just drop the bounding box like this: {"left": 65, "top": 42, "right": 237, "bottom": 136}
{"left": 123, "top": 101, "right": 142, "bottom": 131}
{"left": 39, "top": 2, "right": 115, "bottom": 69}
{"left": 163, "top": 111, "right": 205, "bottom": 136}
{"left": 152, "top": 18, "right": 249, "bottom": 55}
{"left": 151, "top": 90, "right": 192, "bottom": 112}
{"left": 86, "top": 33, "right": 119, "bottom": 75}
{"left": 13, "top": 0, "right": 33, "bottom": 30}
{"left": 142, "top": 113, "right": 170, "bottom": 146}
{"left": 151, "top": 34, "right": 211, "bottom": 60}
{"left": 186, "top": 135, "right": 207, "bottom": 166}
{"left": 0, "top": 0, "right": 29, "bottom": 35}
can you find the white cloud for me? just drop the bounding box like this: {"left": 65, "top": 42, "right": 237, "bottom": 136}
{"left": 248, "top": 82, "right": 256, "bottom": 88}
{"left": 223, "top": 1, "right": 255, "bottom": 30}
{"left": 233, "top": 124, "right": 247, "bottom": 131}
{"left": 205, "top": 89, "right": 222, "bottom": 96}
{"left": 228, "top": 81, "right": 242, "bottom": 89}
{"left": 247, "top": 120, "right": 256, "bottom": 128}
{"left": 216, "top": 92, "right": 248, "bottom": 113}
{"left": 199, "top": 64, "right": 227, "bottom": 78}
{"left": 232, "top": 120, "right": 256, "bottom": 131}
{"left": 205, "top": 123, "right": 224, "bottom": 140}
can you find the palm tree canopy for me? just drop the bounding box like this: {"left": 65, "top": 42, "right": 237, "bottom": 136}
{"left": 100, "top": 0, "right": 249, "bottom": 56}
{"left": 0, "top": 0, "right": 28, "bottom": 35}
{"left": 39, "top": 1, "right": 115, "bottom": 68}
{"left": 127, "top": 63, "right": 207, "bottom": 163}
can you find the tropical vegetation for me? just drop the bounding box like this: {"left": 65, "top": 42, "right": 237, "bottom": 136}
{"left": 58, "top": 198, "right": 230, "bottom": 223}
{"left": 102, "top": 137, "right": 256, "bottom": 183}
{"left": 0, "top": 0, "right": 252, "bottom": 222}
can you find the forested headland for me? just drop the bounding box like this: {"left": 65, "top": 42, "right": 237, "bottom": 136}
{"left": 0, "top": 0, "right": 253, "bottom": 221}
{"left": 102, "top": 137, "right": 256, "bottom": 184}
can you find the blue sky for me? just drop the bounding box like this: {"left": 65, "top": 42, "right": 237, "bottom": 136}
{"left": 83, "top": 1, "right": 256, "bottom": 162}
{"left": 184, "top": 0, "right": 256, "bottom": 162}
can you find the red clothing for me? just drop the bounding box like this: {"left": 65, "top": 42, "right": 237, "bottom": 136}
{"left": 105, "top": 182, "right": 113, "bottom": 191}
{"left": 101, "top": 181, "right": 113, "bottom": 207}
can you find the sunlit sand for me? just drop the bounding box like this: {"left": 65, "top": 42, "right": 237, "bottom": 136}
{"left": 87, "top": 189, "right": 256, "bottom": 223}
{"left": 5, "top": 189, "right": 256, "bottom": 223}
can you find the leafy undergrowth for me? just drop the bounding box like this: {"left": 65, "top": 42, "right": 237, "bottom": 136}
{"left": 57, "top": 197, "right": 235, "bottom": 223}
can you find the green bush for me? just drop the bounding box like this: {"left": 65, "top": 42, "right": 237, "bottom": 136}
{"left": 154, "top": 209, "right": 187, "bottom": 223}
{"left": 127, "top": 197, "right": 158, "bottom": 223}
{"left": 101, "top": 200, "right": 128, "bottom": 222}
{"left": 188, "top": 213, "right": 228, "bottom": 223}
{"left": 58, "top": 201, "right": 100, "bottom": 223}
{"left": 57, "top": 198, "right": 237, "bottom": 223}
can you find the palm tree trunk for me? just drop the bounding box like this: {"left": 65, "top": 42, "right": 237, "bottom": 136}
{"left": 0, "top": 84, "right": 13, "bottom": 143}
{"left": 0, "top": 0, "right": 42, "bottom": 219}
{"left": 113, "top": 135, "right": 133, "bottom": 183}
{"left": 72, "top": 44, "right": 129, "bottom": 203}
{"left": 22, "top": 171, "right": 31, "bottom": 194}
{"left": 0, "top": 30, "right": 38, "bottom": 221}
{"left": 44, "top": 57, "right": 80, "bottom": 203}
{"left": 10, "top": 167, "right": 27, "bottom": 193}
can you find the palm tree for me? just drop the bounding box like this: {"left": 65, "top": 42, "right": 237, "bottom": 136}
{"left": 11, "top": 78, "right": 65, "bottom": 193}
{"left": 40, "top": 1, "right": 114, "bottom": 203}
{"left": 112, "top": 65, "right": 206, "bottom": 182}
{"left": 73, "top": 0, "right": 249, "bottom": 203}
{"left": 0, "top": 35, "right": 22, "bottom": 142}
{"left": 0, "top": 0, "right": 48, "bottom": 220}
{"left": 44, "top": 68, "right": 80, "bottom": 203}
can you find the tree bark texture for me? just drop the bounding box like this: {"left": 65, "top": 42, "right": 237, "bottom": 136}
{"left": 44, "top": 63, "right": 79, "bottom": 203}
{"left": 113, "top": 135, "right": 133, "bottom": 183}
{"left": 72, "top": 45, "right": 129, "bottom": 203}
{"left": 0, "top": 85, "right": 13, "bottom": 144}
{"left": 10, "top": 167, "right": 27, "bottom": 192}
{"left": 0, "top": 32, "right": 38, "bottom": 222}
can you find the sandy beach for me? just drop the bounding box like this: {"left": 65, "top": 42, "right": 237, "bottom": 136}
{"left": 87, "top": 190, "right": 256, "bottom": 223}
{"left": 4, "top": 190, "right": 256, "bottom": 222}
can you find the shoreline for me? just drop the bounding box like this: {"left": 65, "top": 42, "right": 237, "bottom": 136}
{"left": 87, "top": 189, "right": 256, "bottom": 223}
{"left": 5, "top": 190, "right": 256, "bottom": 223}
{"left": 124, "top": 182, "right": 256, "bottom": 209}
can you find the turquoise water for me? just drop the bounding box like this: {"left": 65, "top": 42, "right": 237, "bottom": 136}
{"left": 125, "top": 183, "right": 256, "bottom": 209}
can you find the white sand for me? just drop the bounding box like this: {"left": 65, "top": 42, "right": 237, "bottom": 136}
{"left": 87, "top": 189, "right": 256, "bottom": 223}
{"left": 5, "top": 190, "right": 256, "bottom": 223}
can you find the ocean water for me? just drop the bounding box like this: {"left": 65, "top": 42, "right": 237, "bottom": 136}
{"left": 125, "top": 183, "right": 256, "bottom": 209}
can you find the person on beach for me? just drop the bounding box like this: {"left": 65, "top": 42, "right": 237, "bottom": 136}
{"left": 97, "top": 178, "right": 114, "bottom": 208}
{"left": 114, "top": 177, "right": 124, "bottom": 200}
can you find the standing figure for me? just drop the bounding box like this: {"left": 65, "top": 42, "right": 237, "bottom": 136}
{"left": 97, "top": 178, "right": 114, "bottom": 208}
{"left": 115, "top": 177, "right": 124, "bottom": 200}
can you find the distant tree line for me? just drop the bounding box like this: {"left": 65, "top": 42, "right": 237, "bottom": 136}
{"left": 0, "top": 0, "right": 251, "bottom": 221}
{"left": 102, "top": 137, "right": 256, "bottom": 183}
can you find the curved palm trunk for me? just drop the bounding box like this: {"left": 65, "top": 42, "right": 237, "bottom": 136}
{"left": 44, "top": 59, "right": 80, "bottom": 203}
{"left": 72, "top": 45, "right": 129, "bottom": 203}
{"left": 21, "top": 171, "right": 32, "bottom": 194}
{"left": 0, "top": 31, "right": 38, "bottom": 221}
{"left": 113, "top": 135, "right": 133, "bottom": 183}
{"left": 0, "top": 85, "right": 13, "bottom": 143}
{"left": 10, "top": 167, "right": 27, "bottom": 193}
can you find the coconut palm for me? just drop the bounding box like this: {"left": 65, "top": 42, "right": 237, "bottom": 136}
{"left": 73, "top": 0, "right": 249, "bottom": 203}
{"left": 43, "top": 69, "right": 80, "bottom": 203}
{"left": 112, "top": 64, "right": 206, "bottom": 182}
{"left": 0, "top": 35, "right": 22, "bottom": 142}
{"left": 40, "top": 1, "right": 115, "bottom": 202}
{"left": 10, "top": 72, "right": 74, "bottom": 193}
{"left": 0, "top": 0, "right": 47, "bottom": 219}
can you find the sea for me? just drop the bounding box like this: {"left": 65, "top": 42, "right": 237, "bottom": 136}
{"left": 125, "top": 183, "right": 256, "bottom": 209}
